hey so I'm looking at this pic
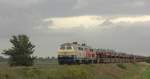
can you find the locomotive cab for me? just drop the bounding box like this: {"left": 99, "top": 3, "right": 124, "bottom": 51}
{"left": 58, "top": 42, "right": 97, "bottom": 65}
{"left": 58, "top": 43, "right": 77, "bottom": 64}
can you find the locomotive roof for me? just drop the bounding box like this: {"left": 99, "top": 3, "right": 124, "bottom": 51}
{"left": 60, "top": 42, "right": 92, "bottom": 48}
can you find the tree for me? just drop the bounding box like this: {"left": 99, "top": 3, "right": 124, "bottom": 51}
{"left": 2, "top": 34, "right": 35, "bottom": 66}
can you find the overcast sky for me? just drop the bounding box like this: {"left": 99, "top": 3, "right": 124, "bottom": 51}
{"left": 0, "top": 0, "right": 150, "bottom": 57}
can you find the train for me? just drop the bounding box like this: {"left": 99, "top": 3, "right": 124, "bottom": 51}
{"left": 58, "top": 42, "right": 146, "bottom": 65}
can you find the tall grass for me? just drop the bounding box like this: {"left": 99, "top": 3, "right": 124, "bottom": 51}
{"left": 0, "top": 62, "right": 149, "bottom": 79}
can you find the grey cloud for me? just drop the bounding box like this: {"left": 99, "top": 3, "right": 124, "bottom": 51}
{"left": 0, "top": 0, "right": 150, "bottom": 18}
{"left": 0, "top": 0, "right": 42, "bottom": 6}
{"left": 83, "top": 24, "right": 150, "bottom": 56}
{"left": 72, "top": 0, "right": 150, "bottom": 15}
{"left": 0, "top": 0, "right": 150, "bottom": 57}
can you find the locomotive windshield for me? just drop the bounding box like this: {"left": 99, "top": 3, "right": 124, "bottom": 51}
{"left": 60, "top": 46, "right": 65, "bottom": 50}
{"left": 60, "top": 45, "right": 73, "bottom": 50}
{"left": 66, "top": 46, "right": 72, "bottom": 50}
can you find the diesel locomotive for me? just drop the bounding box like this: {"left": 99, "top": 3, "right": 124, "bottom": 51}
{"left": 58, "top": 42, "right": 145, "bottom": 64}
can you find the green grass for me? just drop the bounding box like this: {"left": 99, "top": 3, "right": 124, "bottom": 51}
{"left": 0, "top": 62, "right": 149, "bottom": 79}
{"left": 141, "top": 67, "right": 150, "bottom": 79}
{"left": 117, "top": 64, "right": 127, "bottom": 69}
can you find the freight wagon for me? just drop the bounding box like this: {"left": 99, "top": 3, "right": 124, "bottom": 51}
{"left": 58, "top": 42, "right": 145, "bottom": 65}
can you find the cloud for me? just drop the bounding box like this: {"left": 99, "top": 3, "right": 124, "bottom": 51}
{"left": 0, "top": 0, "right": 150, "bottom": 57}
{"left": 133, "top": 1, "right": 145, "bottom": 6}
{"left": 0, "top": 0, "right": 42, "bottom": 6}
{"left": 73, "top": 0, "right": 88, "bottom": 9}
{"left": 43, "top": 15, "right": 106, "bottom": 29}
{"left": 110, "top": 16, "right": 150, "bottom": 24}
{"left": 43, "top": 15, "right": 150, "bottom": 30}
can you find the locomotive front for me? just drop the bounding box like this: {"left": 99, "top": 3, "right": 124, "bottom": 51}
{"left": 58, "top": 42, "right": 97, "bottom": 64}
{"left": 58, "top": 42, "right": 77, "bottom": 64}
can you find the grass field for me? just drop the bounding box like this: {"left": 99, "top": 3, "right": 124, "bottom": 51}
{"left": 141, "top": 67, "right": 150, "bottom": 79}
{"left": 0, "top": 62, "right": 149, "bottom": 79}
